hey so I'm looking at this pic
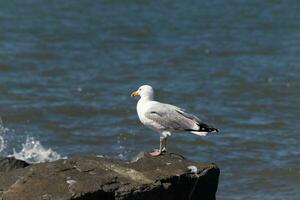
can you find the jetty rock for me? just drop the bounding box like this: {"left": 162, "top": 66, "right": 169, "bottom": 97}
{"left": 0, "top": 152, "right": 219, "bottom": 200}
{"left": 0, "top": 157, "right": 29, "bottom": 173}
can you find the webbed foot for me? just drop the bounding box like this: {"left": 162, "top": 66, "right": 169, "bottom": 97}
{"left": 149, "top": 149, "right": 162, "bottom": 156}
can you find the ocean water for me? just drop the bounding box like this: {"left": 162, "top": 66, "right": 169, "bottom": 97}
{"left": 0, "top": 0, "right": 300, "bottom": 199}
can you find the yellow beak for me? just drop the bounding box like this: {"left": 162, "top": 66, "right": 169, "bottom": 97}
{"left": 131, "top": 90, "right": 139, "bottom": 97}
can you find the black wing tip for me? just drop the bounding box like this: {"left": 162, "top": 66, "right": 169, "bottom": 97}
{"left": 211, "top": 128, "right": 219, "bottom": 133}
{"left": 187, "top": 127, "right": 219, "bottom": 133}
{"left": 206, "top": 127, "right": 219, "bottom": 133}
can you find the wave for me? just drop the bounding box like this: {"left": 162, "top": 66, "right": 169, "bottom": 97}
{"left": 0, "top": 118, "right": 66, "bottom": 164}
{"left": 0, "top": 118, "right": 7, "bottom": 153}
{"left": 0, "top": 136, "right": 4, "bottom": 153}
{"left": 8, "top": 137, "right": 66, "bottom": 164}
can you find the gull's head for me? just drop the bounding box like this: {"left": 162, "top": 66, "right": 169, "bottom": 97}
{"left": 131, "top": 85, "right": 154, "bottom": 100}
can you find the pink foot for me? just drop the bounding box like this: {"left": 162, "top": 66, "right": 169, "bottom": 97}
{"left": 149, "top": 149, "right": 162, "bottom": 157}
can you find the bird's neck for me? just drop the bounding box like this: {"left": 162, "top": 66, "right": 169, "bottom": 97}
{"left": 140, "top": 95, "right": 154, "bottom": 102}
{"left": 137, "top": 96, "right": 154, "bottom": 114}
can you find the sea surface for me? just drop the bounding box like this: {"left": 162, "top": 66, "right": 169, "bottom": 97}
{"left": 0, "top": 0, "right": 300, "bottom": 199}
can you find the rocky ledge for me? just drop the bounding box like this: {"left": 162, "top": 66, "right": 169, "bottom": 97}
{"left": 0, "top": 152, "right": 219, "bottom": 200}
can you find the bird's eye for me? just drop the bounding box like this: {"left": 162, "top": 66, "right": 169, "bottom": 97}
{"left": 138, "top": 88, "right": 141, "bottom": 91}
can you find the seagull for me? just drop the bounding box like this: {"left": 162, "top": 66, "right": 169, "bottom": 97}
{"left": 131, "top": 85, "right": 219, "bottom": 156}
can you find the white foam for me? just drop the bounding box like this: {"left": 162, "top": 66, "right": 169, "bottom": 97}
{"left": 0, "top": 136, "right": 4, "bottom": 153}
{"left": 9, "top": 137, "right": 65, "bottom": 164}
{"left": 0, "top": 119, "right": 8, "bottom": 153}
{"left": 0, "top": 118, "right": 66, "bottom": 163}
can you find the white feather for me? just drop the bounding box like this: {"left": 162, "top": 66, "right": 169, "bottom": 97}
{"left": 190, "top": 131, "right": 208, "bottom": 136}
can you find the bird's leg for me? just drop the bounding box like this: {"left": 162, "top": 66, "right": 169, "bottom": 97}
{"left": 149, "top": 136, "right": 164, "bottom": 156}
{"left": 162, "top": 137, "right": 167, "bottom": 152}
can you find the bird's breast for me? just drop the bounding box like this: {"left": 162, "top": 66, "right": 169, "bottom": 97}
{"left": 136, "top": 100, "right": 149, "bottom": 124}
{"left": 136, "top": 100, "right": 163, "bottom": 131}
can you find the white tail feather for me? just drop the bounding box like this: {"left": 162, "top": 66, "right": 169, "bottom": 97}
{"left": 190, "top": 131, "right": 208, "bottom": 136}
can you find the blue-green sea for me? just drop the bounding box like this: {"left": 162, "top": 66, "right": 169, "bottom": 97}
{"left": 0, "top": 0, "right": 299, "bottom": 199}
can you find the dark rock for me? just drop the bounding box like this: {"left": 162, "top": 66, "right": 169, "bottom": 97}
{"left": 0, "top": 152, "right": 219, "bottom": 200}
{"left": 0, "top": 157, "right": 30, "bottom": 172}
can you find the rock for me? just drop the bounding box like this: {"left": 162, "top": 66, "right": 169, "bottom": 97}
{"left": 0, "top": 152, "right": 219, "bottom": 200}
{"left": 0, "top": 157, "right": 30, "bottom": 172}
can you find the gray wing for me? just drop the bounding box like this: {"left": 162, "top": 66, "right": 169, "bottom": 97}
{"left": 144, "top": 102, "right": 202, "bottom": 132}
